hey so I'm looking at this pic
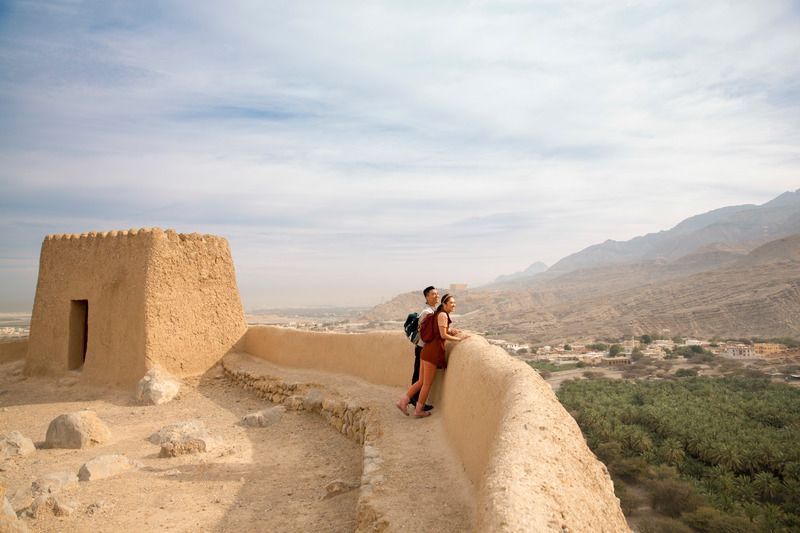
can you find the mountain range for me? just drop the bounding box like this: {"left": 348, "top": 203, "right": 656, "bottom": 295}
{"left": 365, "top": 189, "right": 800, "bottom": 344}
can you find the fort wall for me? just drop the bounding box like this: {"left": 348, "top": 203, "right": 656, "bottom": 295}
{"left": 243, "top": 326, "right": 410, "bottom": 387}
{"left": 144, "top": 231, "right": 246, "bottom": 376}
{"left": 26, "top": 230, "right": 151, "bottom": 385}
{"left": 25, "top": 229, "right": 247, "bottom": 386}
{"left": 241, "top": 326, "right": 629, "bottom": 532}
{"left": 439, "top": 336, "right": 628, "bottom": 531}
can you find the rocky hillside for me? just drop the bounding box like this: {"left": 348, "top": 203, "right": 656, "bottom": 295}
{"left": 547, "top": 188, "right": 800, "bottom": 274}
{"left": 365, "top": 190, "right": 800, "bottom": 344}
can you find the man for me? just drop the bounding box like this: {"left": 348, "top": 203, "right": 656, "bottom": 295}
{"left": 411, "top": 286, "right": 438, "bottom": 411}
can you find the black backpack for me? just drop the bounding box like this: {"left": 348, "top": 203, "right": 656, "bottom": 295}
{"left": 404, "top": 312, "right": 419, "bottom": 344}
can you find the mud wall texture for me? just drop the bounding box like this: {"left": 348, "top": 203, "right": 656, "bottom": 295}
{"left": 243, "top": 326, "right": 410, "bottom": 387}
{"left": 439, "top": 336, "right": 629, "bottom": 532}
{"left": 26, "top": 228, "right": 246, "bottom": 387}
{"left": 144, "top": 231, "right": 247, "bottom": 377}
{"left": 26, "top": 230, "right": 151, "bottom": 385}
{"left": 242, "top": 326, "right": 629, "bottom": 532}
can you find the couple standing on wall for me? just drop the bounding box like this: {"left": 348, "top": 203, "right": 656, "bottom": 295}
{"left": 396, "top": 286, "right": 470, "bottom": 418}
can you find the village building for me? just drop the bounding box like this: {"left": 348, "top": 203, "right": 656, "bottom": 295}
{"left": 725, "top": 344, "right": 756, "bottom": 358}
{"left": 754, "top": 342, "right": 787, "bottom": 356}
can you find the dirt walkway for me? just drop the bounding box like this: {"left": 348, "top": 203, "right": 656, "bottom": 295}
{"left": 221, "top": 352, "right": 475, "bottom": 531}
{"left": 1, "top": 360, "right": 362, "bottom": 532}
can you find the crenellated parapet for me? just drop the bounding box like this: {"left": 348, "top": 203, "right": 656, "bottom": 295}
{"left": 43, "top": 227, "right": 229, "bottom": 246}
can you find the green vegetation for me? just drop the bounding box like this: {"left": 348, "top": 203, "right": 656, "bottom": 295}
{"left": 558, "top": 377, "right": 800, "bottom": 532}
{"left": 588, "top": 342, "right": 609, "bottom": 351}
{"left": 608, "top": 344, "right": 624, "bottom": 356}
{"left": 668, "top": 345, "right": 715, "bottom": 363}
{"left": 526, "top": 360, "right": 577, "bottom": 373}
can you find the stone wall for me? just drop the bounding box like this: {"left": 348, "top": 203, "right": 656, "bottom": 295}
{"left": 241, "top": 326, "right": 629, "bottom": 532}
{"left": 26, "top": 229, "right": 246, "bottom": 387}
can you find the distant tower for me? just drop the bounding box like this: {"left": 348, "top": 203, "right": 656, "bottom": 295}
{"left": 26, "top": 228, "right": 247, "bottom": 387}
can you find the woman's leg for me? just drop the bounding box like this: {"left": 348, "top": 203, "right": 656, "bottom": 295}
{"left": 397, "top": 379, "right": 424, "bottom": 415}
{"left": 414, "top": 360, "right": 436, "bottom": 416}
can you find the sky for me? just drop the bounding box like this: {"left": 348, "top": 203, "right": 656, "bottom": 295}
{"left": 1, "top": 1, "right": 799, "bottom": 311}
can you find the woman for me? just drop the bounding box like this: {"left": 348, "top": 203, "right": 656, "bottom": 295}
{"left": 396, "top": 293, "right": 469, "bottom": 417}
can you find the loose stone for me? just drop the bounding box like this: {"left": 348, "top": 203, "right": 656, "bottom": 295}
{"left": 0, "top": 432, "right": 35, "bottom": 458}
{"left": 44, "top": 411, "right": 111, "bottom": 449}
{"left": 78, "top": 454, "right": 139, "bottom": 481}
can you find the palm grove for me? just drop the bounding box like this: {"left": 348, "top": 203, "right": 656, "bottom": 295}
{"left": 558, "top": 377, "right": 800, "bottom": 532}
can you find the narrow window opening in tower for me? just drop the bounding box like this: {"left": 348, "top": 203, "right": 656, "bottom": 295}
{"left": 68, "top": 299, "right": 88, "bottom": 370}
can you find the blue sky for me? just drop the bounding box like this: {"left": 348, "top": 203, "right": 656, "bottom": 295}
{"left": 1, "top": 1, "right": 799, "bottom": 310}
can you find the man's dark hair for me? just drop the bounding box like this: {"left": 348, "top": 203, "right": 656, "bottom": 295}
{"left": 423, "top": 286, "right": 436, "bottom": 297}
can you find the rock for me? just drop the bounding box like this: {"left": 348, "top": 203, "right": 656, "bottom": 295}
{"left": 0, "top": 432, "right": 35, "bottom": 458}
{"left": 7, "top": 486, "right": 31, "bottom": 515}
{"left": 303, "top": 389, "right": 324, "bottom": 411}
{"left": 31, "top": 471, "right": 78, "bottom": 495}
{"left": 85, "top": 500, "right": 108, "bottom": 516}
{"left": 241, "top": 406, "right": 285, "bottom": 428}
{"left": 159, "top": 438, "right": 207, "bottom": 457}
{"left": 78, "top": 454, "right": 139, "bottom": 481}
{"left": 27, "top": 495, "right": 53, "bottom": 518}
{"left": 44, "top": 411, "right": 111, "bottom": 449}
{"left": 25, "top": 494, "right": 73, "bottom": 518}
{"left": 2, "top": 495, "right": 14, "bottom": 518}
{"left": 150, "top": 420, "right": 217, "bottom": 457}
{"left": 0, "top": 515, "right": 30, "bottom": 533}
{"left": 53, "top": 498, "right": 73, "bottom": 517}
{"left": 136, "top": 367, "right": 180, "bottom": 405}
{"left": 285, "top": 395, "right": 304, "bottom": 410}
{"left": 148, "top": 420, "right": 206, "bottom": 444}
{"left": 322, "top": 479, "right": 360, "bottom": 499}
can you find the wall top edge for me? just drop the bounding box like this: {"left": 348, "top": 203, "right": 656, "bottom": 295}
{"left": 43, "top": 228, "right": 227, "bottom": 244}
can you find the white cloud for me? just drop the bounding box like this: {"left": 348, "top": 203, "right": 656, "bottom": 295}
{"left": 1, "top": 0, "right": 799, "bottom": 309}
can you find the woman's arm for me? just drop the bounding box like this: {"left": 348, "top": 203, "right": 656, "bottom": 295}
{"left": 438, "top": 313, "right": 464, "bottom": 341}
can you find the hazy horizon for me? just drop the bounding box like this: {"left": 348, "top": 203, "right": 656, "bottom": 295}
{"left": 2, "top": 1, "right": 799, "bottom": 310}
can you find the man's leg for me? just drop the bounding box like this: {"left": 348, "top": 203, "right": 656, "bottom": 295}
{"left": 410, "top": 345, "right": 422, "bottom": 405}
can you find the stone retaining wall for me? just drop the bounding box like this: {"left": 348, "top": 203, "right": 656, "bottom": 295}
{"left": 221, "top": 355, "right": 387, "bottom": 532}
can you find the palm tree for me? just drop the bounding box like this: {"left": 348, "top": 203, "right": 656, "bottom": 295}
{"left": 753, "top": 471, "right": 781, "bottom": 501}
{"left": 659, "top": 438, "right": 685, "bottom": 466}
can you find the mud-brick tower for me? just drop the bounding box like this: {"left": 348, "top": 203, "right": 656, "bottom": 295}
{"left": 25, "top": 228, "right": 247, "bottom": 387}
